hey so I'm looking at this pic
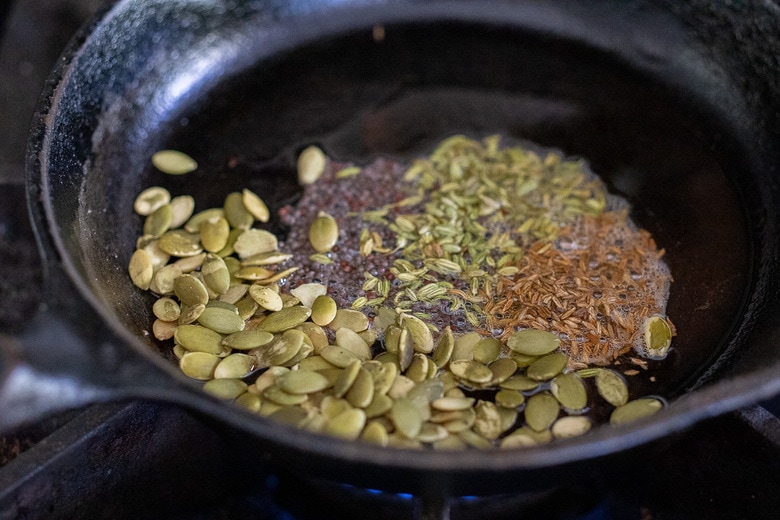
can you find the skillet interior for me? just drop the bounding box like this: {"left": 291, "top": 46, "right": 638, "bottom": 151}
{"left": 31, "top": 0, "right": 780, "bottom": 495}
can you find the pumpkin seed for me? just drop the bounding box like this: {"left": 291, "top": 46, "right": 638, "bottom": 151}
{"left": 235, "top": 392, "right": 262, "bottom": 413}
{"left": 495, "top": 389, "right": 525, "bottom": 409}
{"left": 364, "top": 393, "right": 394, "bottom": 418}
{"left": 551, "top": 416, "right": 592, "bottom": 439}
{"left": 524, "top": 392, "right": 560, "bottom": 432}
{"left": 473, "top": 337, "right": 501, "bottom": 364}
{"left": 397, "top": 327, "right": 414, "bottom": 372}
{"left": 259, "top": 306, "right": 311, "bottom": 333}
{"left": 233, "top": 229, "right": 278, "bottom": 259}
{"left": 158, "top": 229, "right": 203, "bottom": 257}
{"left": 431, "top": 396, "right": 476, "bottom": 412}
{"left": 371, "top": 362, "right": 399, "bottom": 396}
{"left": 346, "top": 368, "right": 375, "bottom": 408}
{"left": 431, "top": 326, "right": 454, "bottom": 367}
{"left": 152, "top": 319, "right": 177, "bottom": 341}
{"left": 361, "top": 420, "right": 389, "bottom": 446}
{"left": 152, "top": 297, "right": 180, "bottom": 322}
{"left": 252, "top": 329, "right": 304, "bottom": 368}
{"left": 451, "top": 331, "right": 480, "bottom": 361}
{"left": 134, "top": 186, "right": 171, "bottom": 215}
{"left": 320, "top": 344, "right": 361, "bottom": 368}
{"left": 610, "top": 397, "right": 663, "bottom": 425}
{"left": 242, "top": 188, "right": 270, "bottom": 223}
{"left": 333, "top": 359, "right": 362, "bottom": 398}
{"left": 335, "top": 327, "right": 372, "bottom": 361}
{"left": 325, "top": 408, "right": 366, "bottom": 440}
{"left": 214, "top": 353, "right": 254, "bottom": 379}
{"left": 185, "top": 208, "right": 225, "bottom": 233}
{"left": 507, "top": 329, "right": 560, "bottom": 356}
{"left": 527, "top": 352, "right": 568, "bottom": 381}
{"left": 152, "top": 149, "right": 197, "bottom": 175}
{"left": 644, "top": 315, "right": 673, "bottom": 359}
{"left": 263, "top": 385, "right": 308, "bottom": 406}
{"left": 199, "top": 216, "right": 230, "bottom": 253}
{"left": 179, "top": 351, "right": 220, "bottom": 379}
{"left": 203, "top": 378, "right": 248, "bottom": 400}
{"left": 279, "top": 370, "right": 332, "bottom": 394}
{"left": 488, "top": 358, "right": 518, "bottom": 384}
{"left": 249, "top": 285, "right": 283, "bottom": 312}
{"left": 296, "top": 322, "right": 329, "bottom": 351}
{"left": 128, "top": 249, "right": 153, "bottom": 290}
{"left": 551, "top": 373, "right": 588, "bottom": 411}
{"left": 595, "top": 369, "right": 629, "bottom": 407}
{"left": 175, "top": 324, "right": 224, "bottom": 354}
{"left": 390, "top": 397, "right": 423, "bottom": 439}
{"left": 308, "top": 211, "right": 338, "bottom": 253}
{"left": 500, "top": 427, "right": 552, "bottom": 448}
{"left": 174, "top": 274, "right": 209, "bottom": 306}
{"left": 169, "top": 195, "right": 195, "bottom": 228}
{"left": 144, "top": 204, "right": 173, "bottom": 237}
{"left": 197, "top": 306, "right": 245, "bottom": 334}
{"left": 222, "top": 329, "right": 274, "bottom": 350}
{"left": 297, "top": 145, "right": 327, "bottom": 185}
{"left": 329, "top": 309, "right": 369, "bottom": 332}
{"left": 177, "top": 303, "right": 206, "bottom": 325}
{"left": 224, "top": 191, "right": 254, "bottom": 230}
{"left": 473, "top": 400, "right": 503, "bottom": 440}
{"left": 241, "top": 251, "right": 293, "bottom": 266}
{"left": 290, "top": 283, "right": 327, "bottom": 308}
{"left": 449, "top": 359, "right": 493, "bottom": 384}
{"left": 458, "top": 428, "right": 493, "bottom": 449}
{"left": 173, "top": 252, "right": 206, "bottom": 272}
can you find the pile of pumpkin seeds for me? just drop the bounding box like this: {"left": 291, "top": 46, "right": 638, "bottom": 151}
{"left": 128, "top": 146, "right": 666, "bottom": 450}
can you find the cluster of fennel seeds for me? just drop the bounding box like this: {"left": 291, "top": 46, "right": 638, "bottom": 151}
{"left": 127, "top": 141, "right": 669, "bottom": 450}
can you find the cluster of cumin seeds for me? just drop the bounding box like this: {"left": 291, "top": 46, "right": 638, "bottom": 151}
{"left": 127, "top": 138, "right": 672, "bottom": 450}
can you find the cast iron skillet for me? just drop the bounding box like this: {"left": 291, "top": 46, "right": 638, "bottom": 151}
{"left": 2, "top": 0, "right": 780, "bottom": 498}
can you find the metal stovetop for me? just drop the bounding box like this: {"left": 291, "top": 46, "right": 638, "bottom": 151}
{"left": 0, "top": 1, "right": 778, "bottom": 519}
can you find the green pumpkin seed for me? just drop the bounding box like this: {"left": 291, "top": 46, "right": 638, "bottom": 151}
{"left": 185, "top": 208, "right": 225, "bottom": 233}
{"left": 473, "top": 400, "right": 503, "bottom": 440}
{"left": 177, "top": 303, "right": 206, "bottom": 325}
{"left": 168, "top": 195, "right": 195, "bottom": 228}
{"left": 249, "top": 285, "right": 283, "bottom": 312}
{"left": 473, "top": 338, "right": 502, "bottom": 364}
{"left": 361, "top": 420, "right": 389, "bottom": 446}
{"left": 431, "top": 326, "right": 454, "bottom": 367}
{"left": 524, "top": 392, "right": 560, "bottom": 432}
{"left": 197, "top": 306, "right": 245, "bottom": 334}
{"left": 509, "top": 352, "right": 540, "bottom": 368}
{"left": 329, "top": 309, "right": 369, "bottom": 332}
{"left": 297, "top": 145, "right": 327, "bottom": 185}
{"left": 319, "top": 345, "right": 360, "bottom": 368}
{"left": 500, "top": 427, "right": 552, "bottom": 448}
{"left": 335, "top": 328, "right": 372, "bottom": 361}
{"left": 259, "top": 306, "right": 312, "bottom": 333}
{"left": 152, "top": 149, "right": 197, "bottom": 175}
{"left": 199, "top": 216, "right": 230, "bottom": 253}
{"left": 551, "top": 416, "right": 592, "bottom": 439}
{"left": 128, "top": 249, "right": 153, "bottom": 290}
{"left": 252, "top": 329, "right": 304, "bottom": 368}
{"left": 221, "top": 329, "right": 273, "bottom": 350}
{"left": 158, "top": 229, "right": 203, "bottom": 257}
{"left": 370, "top": 362, "right": 398, "bottom": 396}
{"left": 431, "top": 396, "right": 476, "bottom": 412}
{"left": 346, "top": 368, "right": 375, "bottom": 408}
{"left": 278, "top": 370, "right": 332, "bottom": 394}
{"left": 449, "top": 360, "right": 493, "bottom": 384}
{"left": 241, "top": 251, "right": 294, "bottom": 266}
{"left": 290, "top": 283, "right": 327, "bottom": 308}
{"left": 141, "top": 239, "right": 171, "bottom": 270}
{"left": 333, "top": 359, "right": 362, "bottom": 398}
{"left": 174, "top": 274, "right": 209, "bottom": 306}
{"left": 242, "top": 188, "right": 270, "bottom": 223}
{"left": 296, "top": 322, "right": 329, "bottom": 351}
{"left": 235, "top": 392, "right": 262, "bottom": 412}
{"left": 551, "top": 373, "right": 588, "bottom": 411}
{"left": 179, "top": 351, "right": 220, "bottom": 380}
{"left": 325, "top": 408, "right": 366, "bottom": 440}
{"left": 224, "top": 191, "right": 254, "bottom": 230}
{"left": 610, "top": 397, "right": 663, "bottom": 425}
{"left": 397, "top": 327, "right": 414, "bottom": 372}
{"left": 152, "top": 319, "right": 177, "bottom": 341}
{"left": 400, "top": 314, "right": 434, "bottom": 354}
{"left": 174, "top": 324, "right": 224, "bottom": 354}
{"left": 214, "top": 353, "right": 254, "bottom": 379}
{"left": 152, "top": 297, "right": 180, "bottom": 321}
{"left": 173, "top": 252, "right": 206, "bottom": 272}
{"left": 495, "top": 389, "right": 525, "bottom": 409}
{"left": 488, "top": 358, "right": 518, "bottom": 384}
{"left": 144, "top": 203, "right": 173, "bottom": 237}
{"left": 390, "top": 397, "right": 423, "bottom": 439}
{"left": 233, "top": 229, "right": 278, "bottom": 259}
{"left": 203, "top": 378, "right": 248, "bottom": 400}
{"left": 507, "top": 329, "right": 560, "bottom": 356}
{"left": 308, "top": 211, "right": 338, "bottom": 253}
{"left": 364, "top": 393, "right": 393, "bottom": 418}
{"left": 134, "top": 186, "right": 171, "bottom": 215}
{"left": 595, "top": 369, "right": 629, "bottom": 407}
{"left": 405, "top": 354, "right": 430, "bottom": 382}
{"left": 451, "top": 331, "right": 480, "bottom": 361}
{"left": 527, "top": 352, "right": 569, "bottom": 381}
{"left": 262, "top": 385, "right": 308, "bottom": 406}
{"left": 458, "top": 428, "right": 493, "bottom": 449}
{"left": 644, "top": 315, "right": 673, "bottom": 359}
